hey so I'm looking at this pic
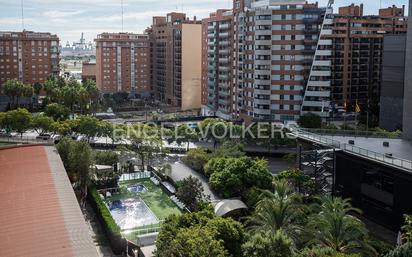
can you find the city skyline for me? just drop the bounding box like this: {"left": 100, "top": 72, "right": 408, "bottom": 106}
{"left": 0, "top": 0, "right": 409, "bottom": 43}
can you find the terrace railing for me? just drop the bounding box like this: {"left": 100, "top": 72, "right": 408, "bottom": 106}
{"left": 299, "top": 128, "right": 402, "bottom": 139}
{"left": 0, "top": 135, "right": 54, "bottom": 145}
{"left": 293, "top": 128, "right": 412, "bottom": 172}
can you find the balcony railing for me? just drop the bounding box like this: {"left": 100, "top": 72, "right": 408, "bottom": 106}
{"left": 292, "top": 128, "right": 412, "bottom": 171}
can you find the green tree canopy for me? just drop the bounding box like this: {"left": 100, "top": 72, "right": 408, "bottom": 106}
{"left": 181, "top": 148, "right": 209, "bottom": 173}
{"left": 155, "top": 209, "right": 245, "bottom": 257}
{"left": 4, "top": 108, "right": 32, "bottom": 137}
{"left": 44, "top": 103, "right": 71, "bottom": 121}
{"left": 304, "top": 197, "right": 375, "bottom": 255}
{"left": 211, "top": 140, "right": 245, "bottom": 158}
{"left": 31, "top": 114, "right": 54, "bottom": 135}
{"left": 242, "top": 230, "right": 294, "bottom": 257}
{"left": 75, "top": 115, "right": 103, "bottom": 142}
{"left": 175, "top": 124, "right": 198, "bottom": 150}
{"left": 207, "top": 156, "right": 272, "bottom": 198}
{"left": 245, "top": 179, "right": 302, "bottom": 240}
{"left": 298, "top": 113, "right": 322, "bottom": 129}
{"left": 176, "top": 175, "right": 207, "bottom": 211}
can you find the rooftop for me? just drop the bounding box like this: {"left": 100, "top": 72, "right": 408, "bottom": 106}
{"left": 294, "top": 129, "right": 412, "bottom": 172}
{"left": 0, "top": 145, "right": 98, "bottom": 257}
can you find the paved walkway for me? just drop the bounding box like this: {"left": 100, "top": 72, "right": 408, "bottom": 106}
{"left": 83, "top": 204, "right": 121, "bottom": 257}
{"left": 167, "top": 159, "right": 221, "bottom": 202}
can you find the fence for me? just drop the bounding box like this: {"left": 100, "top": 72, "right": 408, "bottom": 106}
{"left": 0, "top": 135, "right": 54, "bottom": 145}
{"left": 119, "top": 172, "right": 151, "bottom": 182}
{"left": 300, "top": 128, "right": 402, "bottom": 139}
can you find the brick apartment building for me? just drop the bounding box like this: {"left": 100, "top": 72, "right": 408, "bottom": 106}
{"left": 95, "top": 33, "right": 151, "bottom": 97}
{"left": 201, "top": 1, "right": 408, "bottom": 122}
{"left": 81, "top": 61, "right": 96, "bottom": 83}
{"left": 0, "top": 31, "right": 59, "bottom": 92}
{"left": 201, "top": 9, "right": 234, "bottom": 119}
{"left": 232, "top": 0, "right": 328, "bottom": 122}
{"left": 148, "top": 13, "right": 202, "bottom": 110}
{"left": 329, "top": 4, "right": 407, "bottom": 116}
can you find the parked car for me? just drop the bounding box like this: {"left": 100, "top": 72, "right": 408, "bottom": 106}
{"left": 36, "top": 133, "right": 52, "bottom": 140}
{"left": 0, "top": 130, "right": 12, "bottom": 138}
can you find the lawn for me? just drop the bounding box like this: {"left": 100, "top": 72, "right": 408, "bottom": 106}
{"left": 103, "top": 178, "right": 181, "bottom": 239}
{"left": 117, "top": 179, "right": 182, "bottom": 220}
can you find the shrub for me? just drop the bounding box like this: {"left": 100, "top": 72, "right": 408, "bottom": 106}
{"left": 384, "top": 243, "right": 412, "bottom": 257}
{"left": 181, "top": 148, "right": 209, "bottom": 174}
{"left": 89, "top": 187, "right": 121, "bottom": 237}
{"left": 89, "top": 187, "right": 125, "bottom": 254}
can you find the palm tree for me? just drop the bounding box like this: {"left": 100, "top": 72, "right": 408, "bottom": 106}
{"left": 304, "top": 196, "right": 376, "bottom": 256}
{"left": 245, "top": 179, "right": 302, "bottom": 241}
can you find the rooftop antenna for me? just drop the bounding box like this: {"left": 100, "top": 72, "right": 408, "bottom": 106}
{"left": 121, "top": 0, "right": 124, "bottom": 32}
{"left": 21, "top": 0, "right": 25, "bottom": 31}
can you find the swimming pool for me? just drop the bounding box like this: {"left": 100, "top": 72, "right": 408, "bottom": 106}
{"left": 108, "top": 198, "right": 158, "bottom": 230}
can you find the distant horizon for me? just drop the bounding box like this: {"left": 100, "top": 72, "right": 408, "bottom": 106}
{"left": 0, "top": 0, "right": 408, "bottom": 43}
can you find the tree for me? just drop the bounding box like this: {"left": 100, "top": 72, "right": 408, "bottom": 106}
{"left": 43, "top": 75, "right": 58, "bottom": 98}
{"left": 0, "top": 112, "right": 5, "bottom": 130}
{"left": 276, "top": 169, "right": 320, "bottom": 196}
{"left": 155, "top": 226, "right": 227, "bottom": 257}
{"left": 245, "top": 179, "right": 302, "bottom": 241}
{"left": 129, "top": 124, "right": 163, "bottom": 171}
{"left": 4, "top": 108, "right": 32, "bottom": 137}
{"left": 31, "top": 114, "right": 54, "bottom": 135}
{"left": 176, "top": 176, "right": 207, "bottom": 211}
{"left": 33, "top": 82, "right": 43, "bottom": 99}
{"left": 199, "top": 118, "right": 229, "bottom": 148}
{"left": 100, "top": 121, "right": 125, "bottom": 146}
{"left": 206, "top": 217, "right": 246, "bottom": 257}
{"left": 298, "top": 113, "right": 322, "bottom": 129}
{"left": 402, "top": 215, "right": 412, "bottom": 243}
{"left": 51, "top": 120, "right": 77, "bottom": 137}
{"left": 44, "top": 103, "right": 70, "bottom": 121}
{"left": 76, "top": 115, "right": 103, "bottom": 142}
{"left": 155, "top": 209, "right": 244, "bottom": 257}
{"left": 304, "top": 197, "right": 375, "bottom": 255}
{"left": 22, "top": 84, "right": 33, "bottom": 105}
{"left": 297, "top": 247, "right": 361, "bottom": 257}
{"left": 56, "top": 137, "right": 75, "bottom": 170}
{"left": 94, "top": 150, "right": 118, "bottom": 166}
{"left": 242, "top": 230, "right": 294, "bottom": 257}
{"left": 384, "top": 243, "right": 412, "bottom": 257}
{"left": 211, "top": 140, "right": 245, "bottom": 158}
{"left": 69, "top": 141, "right": 93, "bottom": 204}
{"left": 207, "top": 156, "right": 272, "bottom": 198}
{"left": 3, "top": 80, "right": 18, "bottom": 105}
{"left": 175, "top": 124, "right": 198, "bottom": 151}
{"left": 181, "top": 148, "right": 209, "bottom": 173}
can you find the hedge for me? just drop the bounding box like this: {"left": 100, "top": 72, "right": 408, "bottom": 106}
{"left": 89, "top": 187, "right": 125, "bottom": 254}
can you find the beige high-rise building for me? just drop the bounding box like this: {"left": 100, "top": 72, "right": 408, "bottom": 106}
{"left": 149, "top": 13, "right": 202, "bottom": 110}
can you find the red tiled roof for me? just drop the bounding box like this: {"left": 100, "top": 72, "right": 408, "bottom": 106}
{"left": 0, "top": 145, "right": 97, "bottom": 257}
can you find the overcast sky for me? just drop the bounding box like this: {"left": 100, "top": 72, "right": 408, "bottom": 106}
{"left": 0, "top": 0, "right": 409, "bottom": 43}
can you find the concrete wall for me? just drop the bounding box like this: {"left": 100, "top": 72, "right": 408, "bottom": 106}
{"left": 403, "top": 0, "right": 412, "bottom": 140}
{"left": 181, "top": 23, "right": 202, "bottom": 110}
{"left": 379, "top": 34, "right": 406, "bottom": 131}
